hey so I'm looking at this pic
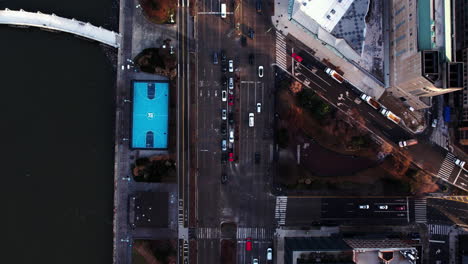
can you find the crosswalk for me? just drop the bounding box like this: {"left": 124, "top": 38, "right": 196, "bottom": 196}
{"left": 414, "top": 197, "right": 427, "bottom": 224}
{"left": 437, "top": 152, "right": 456, "bottom": 181}
{"left": 196, "top": 227, "right": 220, "bottom": 239}
{"left": 237, "top": 227, "right": 275, "bottom": 240}
{"left": 275, "top": 196, "right": 288, "bottom": 225}
{"left": 428, "top": 224, "right": 451, "bottom": 236}
{"left": 275, "top": 31, "right": 288, "bottom": 70}
{"left": 195, "top": 227, "right": 275, "bottom": 240}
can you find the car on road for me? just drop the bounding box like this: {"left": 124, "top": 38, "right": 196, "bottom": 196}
{"left": 249, "top": 54, "right": 254, "bottom": 65}
{"left": 222, "top": 109, "right": 227, "bottom": 120}
{"left": 395, "top": 205, "right": 406, "bottom": 211}
{"left": 228, "top": 60, "right": 234, "bottom": 72}
{"left": 222, "top": 90, "right": 227, "bottom": 101}
{"left": 256, "top": 0, "right": 262, "bottom": 13}
{"left": 291, "top": 52, "right": 303, "bottom": 62}
{"left": 359, "top": 205, "right": 369, "bottom": 209}
{"left": 229, "top": 130, "right": 234, "bottom": 143}
{"left": 228, "top": 94, "right": 234, "bottom": 105}
{"left": 258, "top": 66, "right": 264, "bottom": 77}
{"left": 222, "top": 139, "right": 227, "bottom": 151}
{"left": 398, "top": 139, "right": 418, "bottom": 148}
{"left": 222, "top": 75, "right": 227, "bottom": 86}
{"left": 257, "top": 103, "right": 261, "bottom": 113}
{"left": 255, "top": 152, "right": 260, "bottom": 164}
{"left": 221, "top": 153, "right": 227, "bottom": 163}
{"left": 228, "top": 77, "right": 234, "bottom": 89}
{"left": 241, "top": 36, "right": 247, "bottom": 47}
{"left": 248, "top": 28, "right": 254, "bottom": 39}
{"left": 378, "top": 205, "right": 388, "bottom": 210}
{"left": 246, "top": 237, "right": 252, "bottom": 251}
{"left": 228, "top": 112, "right": 234, "bottom": 124}
{"left": 221, "top": 50, "right": 226, "bottom": 62}
{"left": 253, "top": 258, "right": 258, "bottom": 264}
{"left": 221, "top": 173, "right": 228, "bottom": 184}
{"left": 432, "top": 119, "right": 438, "bottom": 128}
{"left": 213, "top": 52, "right": 218, "bottom": 64}
{"left": 249, "top": 113, "right": 255, "bottom": 127}
{"left": 229, "top": 152, "right": 234, "bottom": 162}
{"left": 221, "top": 123, "right": 227, "bottom": 135}
{"left": 267, "top": 248, "right": 273, "bottom": 260}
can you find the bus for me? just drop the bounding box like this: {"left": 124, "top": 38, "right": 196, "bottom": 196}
{"left": 221, "top": 3, "right": 226, "bottom": 18}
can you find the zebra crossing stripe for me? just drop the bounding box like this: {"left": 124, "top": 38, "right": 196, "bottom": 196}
{"left": 414, "top": 198, "right": 427, "bottom": 224}
{"left": 428, "top": 224, "right": 451, "bottom": 235}
{"left": 437, "top": 152, "right": 456, "bottom": 180}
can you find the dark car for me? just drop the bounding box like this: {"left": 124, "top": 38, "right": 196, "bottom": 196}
{"left": 228, "top": 112, "right": 234, "bottom": 124}
{"left": 255, "top": 152, "right": 260, "bottom": 164}
{"left": 221, "top": 173, "right": 228, "bottom": 184}
{"left": 248, "top": 28, "right": 254, "bottom": 39}
{"left": 221, "top": 123, "right": 227, "bottom": 135}
{"left": 221, "top": 153, "right": 228, "bottom": 163}
{"left": 222, "top": 76, "right": 227, "bottom": 86}
{"left": 249, "top": 54, "right": 254, "bottom": 65}
{"left": 256, "top": 0, "right": 262, "bottom": 13}
{"left": 241, "top": 36, "right": 247, "bottom": 47}
{"left": 221, "top": 50, "right": 226, "bottom": 62}
{"left": 228, "top": 94, "right": 234, "bottom": 106}
{"left": 221, "top": 63, "right": 227, "bottom": 73}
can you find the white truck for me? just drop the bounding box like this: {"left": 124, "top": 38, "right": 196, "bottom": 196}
{"left": 455, "top": 158, "right": 467, "bottom": 170}
{"left": 398, "top": 139, "right": 418, "bottom": 148}
{"left": 360, "top": 93, "right": 381, "bottom": 110}
{"left": 380, "top": 108, "right": 402, "bottom": 124}
{"left": 325, "top": 68, "right": 345, "bottom": 83}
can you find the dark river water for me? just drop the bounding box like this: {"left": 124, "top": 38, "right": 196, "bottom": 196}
{"left": 1, "top": 1, "right": 118, "bottom": 263}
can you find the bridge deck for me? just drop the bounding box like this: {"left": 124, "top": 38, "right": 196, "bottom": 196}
{"left": 0, "top": 9, "right": 120, "bottom": 47}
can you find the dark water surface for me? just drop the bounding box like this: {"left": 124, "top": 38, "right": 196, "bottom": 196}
{"left": 1, "top": 1, "right": 118, "bottom": 263}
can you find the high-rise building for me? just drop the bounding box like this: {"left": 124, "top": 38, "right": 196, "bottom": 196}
{"left": 388, "top": 0, "right": 463, "bottom": 110}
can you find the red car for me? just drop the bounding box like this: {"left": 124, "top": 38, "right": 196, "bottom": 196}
{"left": 246, "top": 237, "right": 252, "bottom": 251}
{"left": 291, "top": 52, "right": 303, "bottom": 62}
{"left": 228, "top": 152, "right": 234, "bottom": 162}
{"left": 395, "top": 205, "right": 406, "bottom": 211}
{"left": 228, "top": 94, "right": 234, "bottom": 106}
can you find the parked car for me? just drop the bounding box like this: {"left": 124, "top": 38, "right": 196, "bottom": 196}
{"left": 221, "top": 123, "right": 227, "bottom": 135}
{"left": 248, "top": 28, "right": 254, "bottom": 39}
{"left": 246, "top": 237, "right": 252, "bottom": 251}
{"left": 221, "top": 50, "right": 226, "bottom": 62}
{"left": 222, "top": 75, "right": 227, "bottom": 86}
{"left": 229, "top": 130, "right": 235, "bottom": 143}
{"left": 222, "top": 109, "right": 227, "bottom": 120}
{"left": 257, "top": 103, "right": 261, "bottom": 113}
{"left": 221, "top": 153, "right": 227, "bottom": 163}
{"left": 228, "top": 94, "right": 234, "bottom": 105}
{"left": 222, "top": 139, "right": 227, "bottom": 151}
{"left": 241, "top": 36, "right": 247, "bottom": 47}
{"left": 258, "top": 66, "right": 264, "bottom": 77}
{"left": 228, "top": 77, "right": 234, "bottom": 89}
{"left": 228, "top": 60, "right": 234, "bottom": 72}
{"left": 228, "top": 152, "right": 234, "bottom": 162}
{"left": 221, "top": 62, "right": 227, "bottom": 73}
{"left": 228, "top": 112, "right": 234, "bottom": 124}
{"left": 359, "top": 205, "right": 369, "bottom": 209}
{"left": 432, "top": 119, "right": 438, "bottom": 128}
{"left": 222, "top": 90, "right": 227, "bottom": 101}
{"left": 253, "top": 258, "right": 258, "bottom": 264}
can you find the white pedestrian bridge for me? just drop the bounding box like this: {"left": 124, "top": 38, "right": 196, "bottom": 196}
{"left": 0, "top": 9, "right": 120, "bottom": 48}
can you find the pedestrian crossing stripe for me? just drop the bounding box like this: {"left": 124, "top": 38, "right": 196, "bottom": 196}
{"left": 437, "top": 152, "right": 456, "bottom": 181}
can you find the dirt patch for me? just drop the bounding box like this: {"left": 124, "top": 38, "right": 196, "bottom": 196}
{"left": 139, "top": 0, "right": 176, "bottom": 24}
{"left": 132, "top": 239, "right": 177, "bottom": 264}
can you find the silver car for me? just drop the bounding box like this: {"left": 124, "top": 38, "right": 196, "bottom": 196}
{"left": 229, "top": 60, "right": 234, "bottom": 72}
{"left": 222, "top": 109, "right": 227, "bottom": 120}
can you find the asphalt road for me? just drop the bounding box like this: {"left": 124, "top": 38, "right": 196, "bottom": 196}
{"left": 195, "top": 0, "right": 276, "bottom": 263}
{"left": 283, "top": 197, "right": 413, "bottom": 226}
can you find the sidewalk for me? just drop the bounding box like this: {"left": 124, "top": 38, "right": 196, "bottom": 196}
{"left": 379, "top": 92, "right": 426, "bottom": 133}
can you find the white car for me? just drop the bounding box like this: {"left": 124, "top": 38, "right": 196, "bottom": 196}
{"left": 267, "top": 248, "right": 273, "bottom": 260}
{"left": 378, "top": 205, "right": 388, "bottom": 210}
{"left": 359, "top": 205, "right": 369, "bottom": 209}
{"left": 229, "top": 60, "right": 234, "bottom": 72}
{"left": 228, "top": 77, "right": 234, "bottom": 89}
{"left": 253, "top": 258, "right": 258, "bottom": 264}
{"left": 222, "top": 109, "right": 227, "bottom": 120}
{"left": 229, "top": 130, "right": 235, "bottom": 143}
{"left": 222, "top": 90, "right": 227, "bottom": 101}
{"left": 249, "top": 113, "right": 255, "bottom": 127}
{"left": 432, "top": 119, "right": 438, "bottom": 128}
{"left": 222, "top": 139, "right": 227, "bottom": 151}
{"left": 258, "top": 66, "right": 264, "bottom": 77}
{"left": 257, "top": 103, "right": 261, "bottom": 113}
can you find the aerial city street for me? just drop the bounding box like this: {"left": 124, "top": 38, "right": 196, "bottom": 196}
{"left": 4, "top": 0, "right": 468, "bottom": 263}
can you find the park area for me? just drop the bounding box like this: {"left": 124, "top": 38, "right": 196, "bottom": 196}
{"left": 274, "top": 77, "right": 438, "bottom": 196}
{"left": 139, "top": 0, "right": 176, "bottom": 24}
